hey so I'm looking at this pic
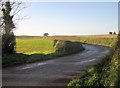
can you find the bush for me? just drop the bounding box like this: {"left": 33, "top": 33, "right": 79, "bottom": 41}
{"left": 54, "top": 40, "right": 84, "bottom": 54}
{"left": 2, "top": 53, "right": 27, "bottom": 67}
{"left": 2, "top": 32, "right": 16, "bottom": 54}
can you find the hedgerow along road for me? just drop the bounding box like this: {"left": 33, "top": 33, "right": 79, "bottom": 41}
{"left": 3, "top": 44, "right": 110, "bottom": 86}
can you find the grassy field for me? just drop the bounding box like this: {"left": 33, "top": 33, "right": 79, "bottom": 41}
{"left": 16, "top": 35, "right": 117, "bottom": 55}
{"left": 16, "top": 37, "right": 54, "bottom": 54}
{"left": 51, "top": 35, "right": 117, "bottom": 47}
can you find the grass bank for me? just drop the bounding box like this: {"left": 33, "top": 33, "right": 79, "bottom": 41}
{"left": 68, "top": 34, "right": 119, "bottom": 87}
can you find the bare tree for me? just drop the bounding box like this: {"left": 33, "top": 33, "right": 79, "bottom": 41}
{"left": 1, "top": 0, "right": 26, "bottom": 54}
{"left": 1, "top": 0, "right": 27, "bottom": 33}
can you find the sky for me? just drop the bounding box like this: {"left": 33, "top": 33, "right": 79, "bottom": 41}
{"left": 14, "top": 2, "right": 118, "bottom": 36}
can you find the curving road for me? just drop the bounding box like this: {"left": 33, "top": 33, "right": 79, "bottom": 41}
{"left": 2, "top": 44, "right": 110, "bottom": 87}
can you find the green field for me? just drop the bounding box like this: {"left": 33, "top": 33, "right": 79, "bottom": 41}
{"left": 16, "top": 35, "right": 117, "bottom": 55}
{"left": 16, "top": 37, "right": 54, "bottom": 54}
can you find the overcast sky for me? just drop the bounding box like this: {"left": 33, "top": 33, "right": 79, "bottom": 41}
{"left": 14, "top": 2, "right": 118, "bottom": 36}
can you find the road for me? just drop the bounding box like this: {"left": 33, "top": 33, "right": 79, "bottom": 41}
{"left": 2, "top": 44, "right": 110, "bottom": 87}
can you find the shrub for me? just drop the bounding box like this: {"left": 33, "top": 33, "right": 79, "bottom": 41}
{"left": 2, "top": 33, "right": 16, "bottom": 54}
{"left": 54, "top": 40, "right": 84, "bottom": 54}
{"left": 2, "top": 53, "right": 27, "bottom": 67}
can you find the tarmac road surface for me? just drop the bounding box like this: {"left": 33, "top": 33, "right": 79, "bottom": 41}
{"left": 2, "top": 44, "right": 110, "bottom": 87}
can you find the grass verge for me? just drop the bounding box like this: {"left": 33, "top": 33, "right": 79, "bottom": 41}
{"left": 68, "top": 34, "right": 120, "bottom": 87}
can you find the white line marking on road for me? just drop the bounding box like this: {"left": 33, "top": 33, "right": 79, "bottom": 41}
{"left": 37, "top": 63, "right": 47, "bottom": 66}
{"left": 75, "top": 59, "right": 96, "bottom": 65}
{"left": 21, "top": 67, "right": 31, "bottom": 70}
{"left": 18, "top": 62, "right": 47, "bottom": 70}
